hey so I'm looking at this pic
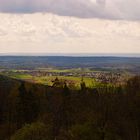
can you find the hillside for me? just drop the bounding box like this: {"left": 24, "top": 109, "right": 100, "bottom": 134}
{"left": 0, "top": 75, "right": 140, "bottom": 140}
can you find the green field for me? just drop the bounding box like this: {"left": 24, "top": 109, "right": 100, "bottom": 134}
{"left": 4, "top": 72, "right": 97, "bottom": 88}
{"left": 34, "top": 76, "right": 96, "bottom": 87}
{"left": 11, "top": 74, "right": 33, "bottom": 79}
{"left": 0, "top": 68, "right": 100, "bottom": 88}
{"left": 36, "top": 68, "right": 98, "bottom": 73}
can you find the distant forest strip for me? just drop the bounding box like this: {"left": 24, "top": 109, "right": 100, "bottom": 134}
{"left": 0, "top": 56, "right": 140, "bottom": 73}
{"left": 0, "top": 75, "right": 140, "bottom": 140}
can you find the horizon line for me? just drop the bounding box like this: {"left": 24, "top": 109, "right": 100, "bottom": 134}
{"left": 0, "top": 53, "right": 140, "bottom": 58}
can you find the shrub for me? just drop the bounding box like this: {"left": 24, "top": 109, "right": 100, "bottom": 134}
{"left": 11, "top": 122, "right": 50, "bottom": 140}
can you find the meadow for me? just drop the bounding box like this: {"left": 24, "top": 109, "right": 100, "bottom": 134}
{"left": 1, "top": 68, "right": 98, "bottom": 89}
{"left": 11, "top": 74, "right": 97, "bottom": 88}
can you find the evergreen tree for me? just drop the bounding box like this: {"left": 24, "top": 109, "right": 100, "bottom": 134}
{"left": 80, "top": 78, "right": 86, "bottom": 92}
{"left": 17, "top": 82, "right": 39, "bottom": 126}
{"left": 63, "top": 82, "right": 70, "bottom": 97}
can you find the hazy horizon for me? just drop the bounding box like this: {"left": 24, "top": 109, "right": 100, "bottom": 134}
{"left": 0, "top": 53, "right": 140, "bottom": 57}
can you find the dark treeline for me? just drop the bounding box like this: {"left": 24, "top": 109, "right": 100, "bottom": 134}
{"left": 0, "top": 75, "right": 140, "bottom": 140}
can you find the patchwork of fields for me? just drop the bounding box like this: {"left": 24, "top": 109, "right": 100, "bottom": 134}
{"left": 5, "top": 72, "right": 97, "bottom": 88}
{"left": 0, "top": 67, "right": 128, "bottom": 89}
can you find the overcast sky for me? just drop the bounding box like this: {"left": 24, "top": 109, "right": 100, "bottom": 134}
{"left": 0, "top": 0, "right": 140, "bottom": 54}
{"left": 0, "top": 0, "right": 140, "bottom": 20}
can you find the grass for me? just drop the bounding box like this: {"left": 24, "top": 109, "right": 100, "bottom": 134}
{"left": 9, "top": 73, "right": 33, "bottom": 80}
{"left": 6, "top": 72, "right": 97, "bottom": 88}
{"left": 1, "top": 68, "right": 100, "bottom": 88}
{"left": 36, "top": 68, "right": 98, "bottom": 73}
{"left": 34, "top": 76, "right": 97, "bottom": 88}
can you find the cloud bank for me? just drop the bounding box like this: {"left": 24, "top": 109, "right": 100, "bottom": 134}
{"left": 0, "top": 13, "right": 140, "bottom": 53}
{"left": 0, "top": 0, "right": 140, "bottom": 20}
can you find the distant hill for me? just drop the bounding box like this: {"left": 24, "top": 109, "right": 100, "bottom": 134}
{"left": 0, "top": 56, "right": 140, "bottom": 73}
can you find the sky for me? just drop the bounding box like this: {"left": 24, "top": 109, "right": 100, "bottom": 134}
{"left": 0, "top": 0, "right": 140, "bottom": 54}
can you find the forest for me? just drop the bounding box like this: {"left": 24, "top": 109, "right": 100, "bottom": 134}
{"left": 0, "top": 74, "right": 140, "bottom": 140}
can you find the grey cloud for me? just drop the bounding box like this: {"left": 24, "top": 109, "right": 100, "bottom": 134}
{"left": 0, "top": 0, "right": 140, "bottom": 20}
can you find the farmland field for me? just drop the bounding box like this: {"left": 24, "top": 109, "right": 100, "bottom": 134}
{"left": 1, "top": 71, "right": 97, "bottom": 88}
